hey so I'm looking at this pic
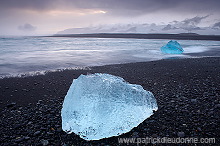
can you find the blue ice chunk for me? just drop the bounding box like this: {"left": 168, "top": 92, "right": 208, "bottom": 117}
{"left": 61, "top": 73, "right": 158, "bottom": 140}
{"left": 161, "top": 40, "right": 184, "bottom": 54}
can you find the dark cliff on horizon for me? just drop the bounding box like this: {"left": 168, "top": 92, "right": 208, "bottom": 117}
{"left": 51, "top": 33, "right": 220, "bottom": 41}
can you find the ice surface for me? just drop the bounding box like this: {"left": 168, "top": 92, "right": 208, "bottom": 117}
{"left": 161, "top": 40, "right": 184, "bottom": 54}
{"left": 61, "top": 73, "right": 158, "bottom": 140}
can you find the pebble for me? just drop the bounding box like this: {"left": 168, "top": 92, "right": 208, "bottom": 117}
{"left": 24, "top": 136, "right": 30, "bottom": 140}
{"left": 197, "top": 127, "right": 202, "bottom": 132}
{"left": 27, "top": 121, "right": 33, "bottom": 125}
{"left": 151, "top": 134, "right": 158, "bottom": 138}
{"left": 33, "top": 131, "right": 41, "bottom": 136}
{"left": 22, "top": 89, "right": 28, "bottom": 92}
{"left": 161, "top": 125, "right": 166, "bottom": 129}
{"left": 6, "top": 102, "right": 16, "bottom": 108}
{"left": 143, "top": 128, "right": 149, "bottom": 131}
{"left": 14, "top": 137, "right": 24, "bottom": 143}
{"left": 40, "top": 127, "right": 47, "bottom": 130}
{"left": 191, "top": 99, "right": 197, "bottom": 103}
{"left": 214, "top": 104, "right": 220, "bottom": 109}
{"left": 40, "top": 139, "right": 49, "bottom": 146}
{"left": 146, "top": 120, "right": 155, "bottom": 123}
{"left": 56, "top": 127, "right": 62, "bottom": 132}
{"left": 55, "top": 124, "right": 60, "bottom": 127}
{"left": 177, "top": 132, "right": 185, "bottom": 137}
{"left": 47, "top": 132, "right": 54, "bottom": 135}
{"left": 132, "top": 132, "right": 139, "bottom": 138}
{"left": 14, "top": 124, "right": 23, "bottom": 129}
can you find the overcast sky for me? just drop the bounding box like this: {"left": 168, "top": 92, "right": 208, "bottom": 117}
{"left": 0, "top": 0, "right": 220, "bottom": 35}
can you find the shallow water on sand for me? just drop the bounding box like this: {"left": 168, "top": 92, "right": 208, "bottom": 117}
{"left": 0, "top": 36, "right": 220, "bottom": 77}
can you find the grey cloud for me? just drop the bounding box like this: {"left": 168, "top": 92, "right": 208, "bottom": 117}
{"left": 213, "top": 22, "right": 220, "bottom": 29}
{"left": 182, "top": 15, "right": 209, "bottom": 26}
{"left": 159, "top": 15, "right": 209, "bottom": 32}
{"left": 0, "top": 0, "right": 178, "bottom": 9}
{"left": 182, "top": 26, "right": 203, "bottom": 32}
{"left": 167, "top": 16, "right": 208, "bottom": 32}
{"left": 162, "top": 24, "right": 177, "bottom": 31}
{"left": 0, "top": 0, "right": 220, "bottom": 15}
{"left": 0, "top": 0, "right": 55, "bottom": 10}
{"left": 180, "top": 16, "right": 208, "bottom": 32}
{"left": 18, "top": 23, "right": 36, "bottom": 31}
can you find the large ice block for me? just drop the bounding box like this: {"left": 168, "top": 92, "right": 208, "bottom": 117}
{"left": 61, "top": 73, "right": 158, "bottom": 140}
{"left": 161, "top": 40, "right": 184, "bottom": 54}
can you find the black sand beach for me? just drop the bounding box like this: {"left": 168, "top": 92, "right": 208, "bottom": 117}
{"left": 51, "top": 33, "right": 220, "bottom": 41}
{"left": 0, "top": 57, "right": 220, "bottom": 145}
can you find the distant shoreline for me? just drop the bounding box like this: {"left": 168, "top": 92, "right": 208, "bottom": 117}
{"left": 47, "top": 33, "right": 220, "bottom": 41}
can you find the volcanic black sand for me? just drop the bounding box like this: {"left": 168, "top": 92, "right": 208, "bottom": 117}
{"left": 0, "top": 57, "right": 219, "bottom": 145}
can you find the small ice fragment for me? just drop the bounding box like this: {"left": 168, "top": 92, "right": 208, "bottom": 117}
{"left": 61, "top": 73, "right": 158, "bottom": 140}
{"left": 161, "top": 40, "right": 184, "bottom": 54}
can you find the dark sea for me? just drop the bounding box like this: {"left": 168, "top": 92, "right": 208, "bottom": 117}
{"left": 0, "top": 36, "right": 220, "bottom": 78}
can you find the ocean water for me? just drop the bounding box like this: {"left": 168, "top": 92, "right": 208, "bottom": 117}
{"left": 0, "top": 36, "right": 220, "bottom": 78}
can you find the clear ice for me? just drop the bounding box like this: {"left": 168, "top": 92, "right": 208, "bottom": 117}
{"left": 61, "top": 73, "right": 158, "bottom": 140}
{"left": 161, "top": 40, "right": 184, "bottom": 54}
